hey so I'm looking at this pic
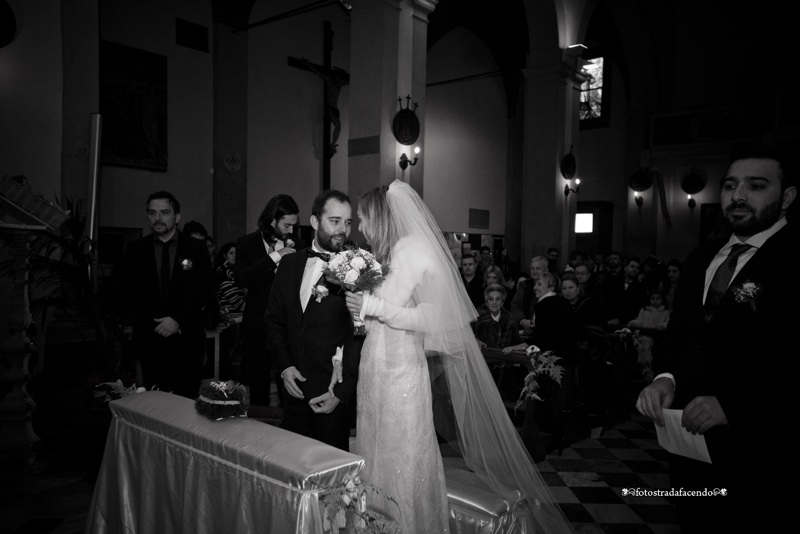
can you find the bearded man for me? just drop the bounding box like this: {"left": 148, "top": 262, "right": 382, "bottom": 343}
{"left": 235, "top": 194, "right": 300, "bottom": 406}
{"left": 636, "top": 144, "right": 796, "bottom": 532}
{"left": 265, "top": 190, "right": 360, "bottom": 450}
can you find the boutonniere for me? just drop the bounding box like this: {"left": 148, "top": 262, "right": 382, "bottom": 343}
{"left": 733, "top": 281, "right": 762, "bottom": 312}
{"left": 312, "top": 284, "right": 329, "bottom": 303}
{"left": 285, "top": 238, "right": 295, "bottom": 248}
{"left": 180, "top": 258, "right": 193, "bottom": 271}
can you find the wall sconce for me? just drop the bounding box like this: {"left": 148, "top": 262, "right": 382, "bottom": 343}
{"left": 681, "top": 168, "right": 706, "bottom": 209}
{"left": 634, "top": 192, "right": 644, "bottom": 207}
{"left": 399, "top": 147, "right": 420, "bottom": 170}
{"left": 564, "top": 179, "right": 581, "bottom": 197}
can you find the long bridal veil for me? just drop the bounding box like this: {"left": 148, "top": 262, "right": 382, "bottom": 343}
{"left": 385, "top": 180, "right": 572, "bottom": 533}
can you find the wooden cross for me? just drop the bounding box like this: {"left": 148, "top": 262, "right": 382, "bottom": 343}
{"left": 288, "top": 21, "right": 350, "bottom": 190}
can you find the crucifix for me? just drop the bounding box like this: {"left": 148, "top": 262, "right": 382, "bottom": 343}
{"left": 288, "top": 21, "right": 350, "bottom": 191}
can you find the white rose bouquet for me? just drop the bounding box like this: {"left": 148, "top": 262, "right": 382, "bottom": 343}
{"left": 323, "top": 247, "right": 386, "bottom": 335}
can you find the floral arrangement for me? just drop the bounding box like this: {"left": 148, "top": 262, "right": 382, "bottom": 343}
{"left": 195, "top": 380, "right": 248, "bottom": 420}
{"left": 180, "top": 258, "right": 193, "bottom": 270}
{"left": 323, "top": 247, "right": 386, "bottom": 335}
{"left": 516, "top": 345, "right": 564, "bottom": 409}
{"left": 733, "top": 281, "right": 762, "bottom": 312}
{"left": 96, "top": 379, "right": 151, "bottom": 401}
{"left": 319, "top": 476, "right": 400, "bottom": 534}
{"left": 312, "top": 284, "right": 330, "bottom": 303}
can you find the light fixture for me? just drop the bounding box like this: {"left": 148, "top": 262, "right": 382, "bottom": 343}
{"left": 682, "top": 168, "right": 706, "bottom": 209}
{"left": 634, "top": 192, "right": 643, "bottom": 207}
{"left": 399, "top": 146, "right": 420, "bottom": 170}
{"left": 564, "top": 178, "right": 581, "bottom": 197}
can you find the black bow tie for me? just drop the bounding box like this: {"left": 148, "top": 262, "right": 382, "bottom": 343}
{"left": 306, "top": 249, "right": 331, "bottom": 262}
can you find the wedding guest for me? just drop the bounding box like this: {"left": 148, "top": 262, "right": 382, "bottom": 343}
{"left": 603, "top": 256, "right": 646, "bottom": 325}
{"left": 661, "top": 258, "right": 681, "bottom": 309}
{"left": 472, "top": 284, "right": 521, "bottom": 349}
{"left": 628, "top": 289, "right": 670, "bottom": 330}
{"left": 510, "top": 255, "right": 549, "bottom": 330}
{"left": 639, "top": 255, "right": 662, "bottom": 293}
{"left": 574, "top": 261, "right": 602, "bottom": 299}
{"left": 119, "top": 191, "right": 213, "bottom": 397}
{"left": 235, "top": 194, "right": 300, "bottom": 406}
{"left": 546, "top": 246, "right": 560, "bottom": 274}
{"left": 460, "top": 254, "right": 484, "bottom": 309}
{"left": 214, "top": 243, "right": 245, "bottom": 313}
{"left": 482, "top": 264, "right": 504, "bottom": 286}
{"left": 637, "top": 144, "right": 797, "bottom": 532}
{"left": 506, "top": 272, "right": 581, "bottom": 451}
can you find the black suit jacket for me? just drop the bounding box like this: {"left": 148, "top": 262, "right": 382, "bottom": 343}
{"left": 656, "top": 222, "right": 796, "bottom": 464}
{"left": 234, "top": 230, "right": 280, "bottom": 338}
{"left": 265, "top": 249, "right": 360, "bottom": 405}
{"left": 121, "top": 232, "right": 213, "bottom": 358}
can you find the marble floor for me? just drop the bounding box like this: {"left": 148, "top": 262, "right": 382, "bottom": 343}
{"left": 1, "top": 411, "right": 679, "bottom": 534}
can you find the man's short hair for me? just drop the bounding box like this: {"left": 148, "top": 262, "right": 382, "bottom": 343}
{"left": 484, "top": 283, "right": 507, "bottom": 298}
{"left": 258, "top": 194, "right": 299, "bottom": 232}
{"left": 461, "top": 255, "right": 476, "bottom": 265}
{"left": 146, "top": 191, "right": 180, "bottom": 214}
{"left": 539, "top": 272, "right": 560, "bottom": 291}
{"left": 729, "top": 143, "right": 795, "bottom": 190}
{"left": 626, "top": 256, "right": 641, "bottom": 267}
{"left": 311, "top": 190, "right": 351, "bottom": 218}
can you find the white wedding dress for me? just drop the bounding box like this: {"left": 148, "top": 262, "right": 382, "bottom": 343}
{"left": 354, "top": 237, "right": 450, "bottom": 533}
{"left": 352, "top": 180, "right": 572, "bottom": 534}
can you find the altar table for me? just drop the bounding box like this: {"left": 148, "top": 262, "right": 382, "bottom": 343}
{"left": 86, "top": 391, "right": 364, "bottom": 534}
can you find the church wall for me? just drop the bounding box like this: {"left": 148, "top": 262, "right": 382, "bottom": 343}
{"left": 425, "top": 27, "right": 508, "bottom": 236}
{"left": 96, "top": 0, "right": 214, "bottom": 235}
{"left": 0, "top": 0, "right": 63, "bottom": 197}
{"left": 246, "top": 0, "right": 351, "bottom": 232}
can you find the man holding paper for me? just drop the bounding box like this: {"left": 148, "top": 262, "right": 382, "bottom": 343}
{"left": 636, "top": 144, "right": 796, "bottom": 532}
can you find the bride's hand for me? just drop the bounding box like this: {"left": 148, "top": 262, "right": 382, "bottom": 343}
{"left": 345, "top": 291, "right": 363, "bottom": 316}
{"left": 328, "top": 360, "right": 343, "bottom": 397}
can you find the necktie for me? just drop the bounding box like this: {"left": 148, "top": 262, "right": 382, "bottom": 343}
{"left": 160, "top": 240, "right": 171, "bottom": 306}
{"left": 306, "top": 249, "right": 331, "bottom": 262}
{"left": 704, "top": 243, "right": 750, "bottom": 316}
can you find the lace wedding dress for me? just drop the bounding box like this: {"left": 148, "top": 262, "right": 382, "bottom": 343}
{"left": 354, "top": 238, "right": 450, "bottom": 533}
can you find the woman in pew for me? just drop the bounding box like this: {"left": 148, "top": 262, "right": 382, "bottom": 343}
{"left": 336, "top": 180, "right": 572, "bottom": 533}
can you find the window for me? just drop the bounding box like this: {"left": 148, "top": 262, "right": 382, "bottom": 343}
{"left": 580, "top": 57, "right": 604, "bottom": 121}
{"left": 575, "top": 213, "right": 593, "bottom": 233}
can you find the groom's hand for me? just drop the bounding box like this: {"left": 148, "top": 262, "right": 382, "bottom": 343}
{"left": 282, "top": 366, "right": 306, "bottom": 399}
{"left": 309, "top": 392, "right": 340, "bottom": 414}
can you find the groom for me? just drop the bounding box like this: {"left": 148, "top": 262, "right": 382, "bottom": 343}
{"left": 636, "top": 144, "right": 796, "bottom": 532}
{"left": 265, "top": 190, "right": 360, "bottom": 450}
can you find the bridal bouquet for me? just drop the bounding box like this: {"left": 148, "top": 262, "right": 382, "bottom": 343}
{"left": 516, "top": 345, "right": 564, "bottom": 408}
{"left": 323, "top": 247, "right": 386, "bottom": 335}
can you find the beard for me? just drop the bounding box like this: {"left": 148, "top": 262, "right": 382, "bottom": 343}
{"left": 315, "top": 225, "right": 346, "bottom": 252}
{"left": 262, "top": 225, "right": 290, "bottom": 243}
{"left": 724, "top": 197, "right": 782, "bottom": 236}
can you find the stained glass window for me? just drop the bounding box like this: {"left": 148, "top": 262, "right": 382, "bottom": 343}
{"left": 579, "top": 57, "right": 604, "bottom": 121}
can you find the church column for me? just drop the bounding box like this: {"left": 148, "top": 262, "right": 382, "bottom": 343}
{"left": 211, "top": 2, "right": 254, "bottom": 245}
{"left": 520, "top": 48, "right": 584, "bottom": 267}
{"left": 346, "top": 0, "right": 437, "bottom": 203}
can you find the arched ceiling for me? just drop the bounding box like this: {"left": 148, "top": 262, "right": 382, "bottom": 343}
{"left": 428, "top": 0, "right": 529, "bottom": 116}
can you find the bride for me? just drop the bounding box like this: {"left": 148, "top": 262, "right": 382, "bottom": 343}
{"left": 337, "top": 180, "right": 571, "bottom": 533}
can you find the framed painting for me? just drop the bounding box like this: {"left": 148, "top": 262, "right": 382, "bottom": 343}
{"left": 99, "top": 40, "right": 168, "bottom": 171}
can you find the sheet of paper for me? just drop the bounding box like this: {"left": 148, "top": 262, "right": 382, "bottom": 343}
{"left": 655, "top": 408, "right": 712, "bottom": 464}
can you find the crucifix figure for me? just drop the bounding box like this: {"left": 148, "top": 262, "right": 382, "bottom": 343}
{"left": 291, "top": 57, "right": 349, "bottom": 156}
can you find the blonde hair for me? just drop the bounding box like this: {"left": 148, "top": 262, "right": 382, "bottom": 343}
{"left": 358, "top": 186, "right": 398, "bottom": 264}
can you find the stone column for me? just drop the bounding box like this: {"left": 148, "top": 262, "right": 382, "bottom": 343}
{"left": 520, "top": 48, "right": 585, "bottom": 266}
{"left": 346, "top": 0, "right": 437, "bottom": 206}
